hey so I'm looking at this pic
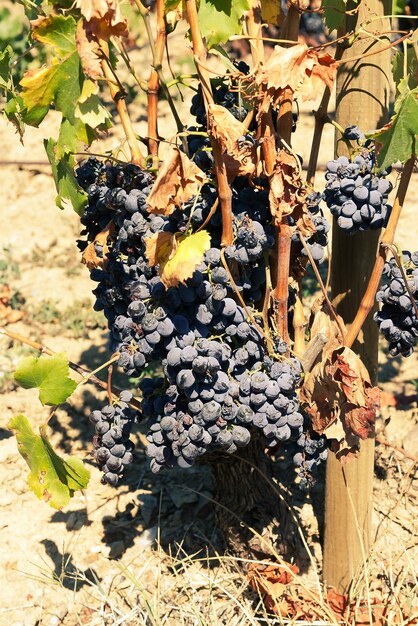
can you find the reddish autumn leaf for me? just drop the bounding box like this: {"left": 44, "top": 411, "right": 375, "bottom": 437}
{"left": 256, "top": 44, "right": 339, "bottom": 104}
{"left": 76, "top": 20, "right": 103, "bottom": 80}
{"left": 76, "top": 0, "right": 128, "bottom": 39}
{"left": 207, "top": 104, "right": 256, "bottom": 178}
{"left": 147, "top": 148, "right": 207, "bottom": 216}
{"left": 327, "top": 588, "right": 349, "bottom": 617}
{"left": 302, "top": 345, "right": 380, "bottom": 458}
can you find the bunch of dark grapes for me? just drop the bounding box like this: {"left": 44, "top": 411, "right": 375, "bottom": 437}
{"left": 374, "top": 251, "right": 418, "bottom": 357}
{"left": 89, "top": 391, "right": 138, "bottom": 485}
{"left": 324, "top": 128, "right": 393, "bottom": 234}
{"left": 291, "top": 191, "right": 330, "bottom": 265}
{"left": 77, "top": 84, "right": 329, "bottom": 486}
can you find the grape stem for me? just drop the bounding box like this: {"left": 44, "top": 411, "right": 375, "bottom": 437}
{"left": 345, "top": 156, "right": 416, "bottom": 349}
{"left": 184, "top": 0, "right": 233, "bottom": 246}
{"left": 98, "top": 39, "right": 146, "bottom": 168}
{"left": 299, "top": 233, "right": 346, "bottom": 342}
{"left": 0, "top": 327, "right": 143, "bottom": 412}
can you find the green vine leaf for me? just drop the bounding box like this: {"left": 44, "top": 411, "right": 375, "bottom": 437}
{"left": 19, "top": 15, "right": 82, "bottom": 126}
{"left": 197, "top": 0, "right": 250, "bottom": 48}
{"left": 74, "top": 79, "right": 112, "bottom": 129}
{"left": 31, "top": 14, "right": 78, "bottom": 57}
{"left": 0, "top": 45, "right": 25, "bottom": 138}
{"left": 20, "top": 50, "right": 82, "bottom": 126}
{"left": 0, "top": 44, "right": 12, "bottom": 87}
{"left": 321, "top": 0, "right": 346, "bottom": 32}
{"left": 45, "top": 137, "right": 88, "bottom": 214}
{"left": 392, "top": 46, "right": 418, "bottom": 92}
{"left": 373, "top": 80, "right": 418, "bottom": 170}
{"left": 8, "top": 415, "right": 90, "bottom": 510}
{"left": 14, "top": 352, "right": 77, "bottom": 406}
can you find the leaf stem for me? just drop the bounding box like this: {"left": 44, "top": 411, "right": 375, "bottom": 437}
{"left": 345, "top": 156, "right": 416, "bottom": 349}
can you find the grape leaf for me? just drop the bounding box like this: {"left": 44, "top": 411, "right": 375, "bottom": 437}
{"left": 147, "top": 147, "right": 207, "bottom": 216}
{"left": 45, "top": 137, "right": 88, "bottom": 214}
{"left": 0, "top": 45, "right": 12, "bottom": 87}
{"left": 76, "top": 0, "right": 128, "bottom": 39}
{"left": 197, "top": 0, "right": 250, "bottom": 49}
{"left": 373, "top": 80, "right": 418, "bottom": 170}
{"left": 392, "top": 47, "right": 418, "bottom": 91}
{"left": 14, "top": 352, "right": 77, "bottom": 406}
{"left": 260, "top": 0, "right": 284, "bottom": 25}
{"left": 20, "top": 51, "right": 82, "bottom": 126}
{"left": 392, "top": 0, "right": 406, "bottom": 14}
{"left": 75, "top": 79, "right": 112, "bottom": 129}
{"left": 321, "top": 0, "right": 346, "bottom": 32}
{"left": 145, "top": 230, "right": 211, "bottom": 288}
{"left": 8, "top": 415, "right": 90, "bottom": 510}
{"left": 31, "top": 14, "right": 77, "bottom": 57}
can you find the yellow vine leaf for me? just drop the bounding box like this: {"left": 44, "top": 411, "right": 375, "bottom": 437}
{"left": 145, "top": 230, "right": 211, "bottom": 289}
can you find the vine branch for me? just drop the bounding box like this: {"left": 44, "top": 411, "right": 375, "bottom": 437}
{"left": 99, "top": 40, "right": 146, "bottom": 167}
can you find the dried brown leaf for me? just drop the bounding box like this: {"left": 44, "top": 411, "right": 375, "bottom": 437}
{"left": 82, "top": 221, "right": 114, "bottom": 270}
{"left": 207, "top": 104, "right": 256, "bottom": 178}
{"left": 302, "top": 345, "right": 380, "bottom": 459}
{"left": 269, "top": 149, "right": 314, "bottom": 235}
{"left": 256, "top": 44, "right": 339, "bottom": 104}
{"left": 76, "top": 0, "right": 128, "bottom": 39}
{"left": 76, "top": 20, "right": 103, "bottom": 80}
{"left": 147, "top": 148, "right": 207, "bottom": 216}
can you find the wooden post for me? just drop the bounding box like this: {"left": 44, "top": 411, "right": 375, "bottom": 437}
{"left": 323, "top": 0, "right": 392, "bottom": 592}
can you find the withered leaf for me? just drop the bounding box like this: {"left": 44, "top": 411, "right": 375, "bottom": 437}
{"left": 76, "top": 20, "right": 103, "bottom": 80}
{"left": 75, "top": 0, "right": 128, "bottom": 39}
{"left": 302, "top": 346, "right": 380, "bottom": 459}
{"left": 256, "top": 44, "right": 339, "bottom": 104}
{"left": 145, "top": 230, "right": 211, "bottom": 289}
{"left": 207, "top": 104, "right": 256, "bottom": 178}
{"left": 145, "top": 231, "right": 177, "bottom": 269}
{"left": 269, "top": 149, "right": 314, "bottom": 235}
{"left": 147, "top": 148, "right": 207, "bottom": 216}
{"left": 82, "top": 221, "right": 114, "bottom": 270}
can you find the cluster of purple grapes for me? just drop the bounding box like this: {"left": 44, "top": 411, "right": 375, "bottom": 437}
{"left": 77, "top": 85, "right": 330, "bottom": 485}
{"left": 89, "top": 391, "right": 137, "bottom": 486}
{"left": 141, "top": 348, "right": 304, "bottom": 472}
{"left": 324, "top": 132, "right": 393, "bottom": 234}
{"left": 374, "top": 251, "right": 418, "bottom": 357}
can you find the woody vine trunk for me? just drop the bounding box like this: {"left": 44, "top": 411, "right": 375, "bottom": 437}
{"left": 324, "top": 0, "right": 392, "bottom": 593}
